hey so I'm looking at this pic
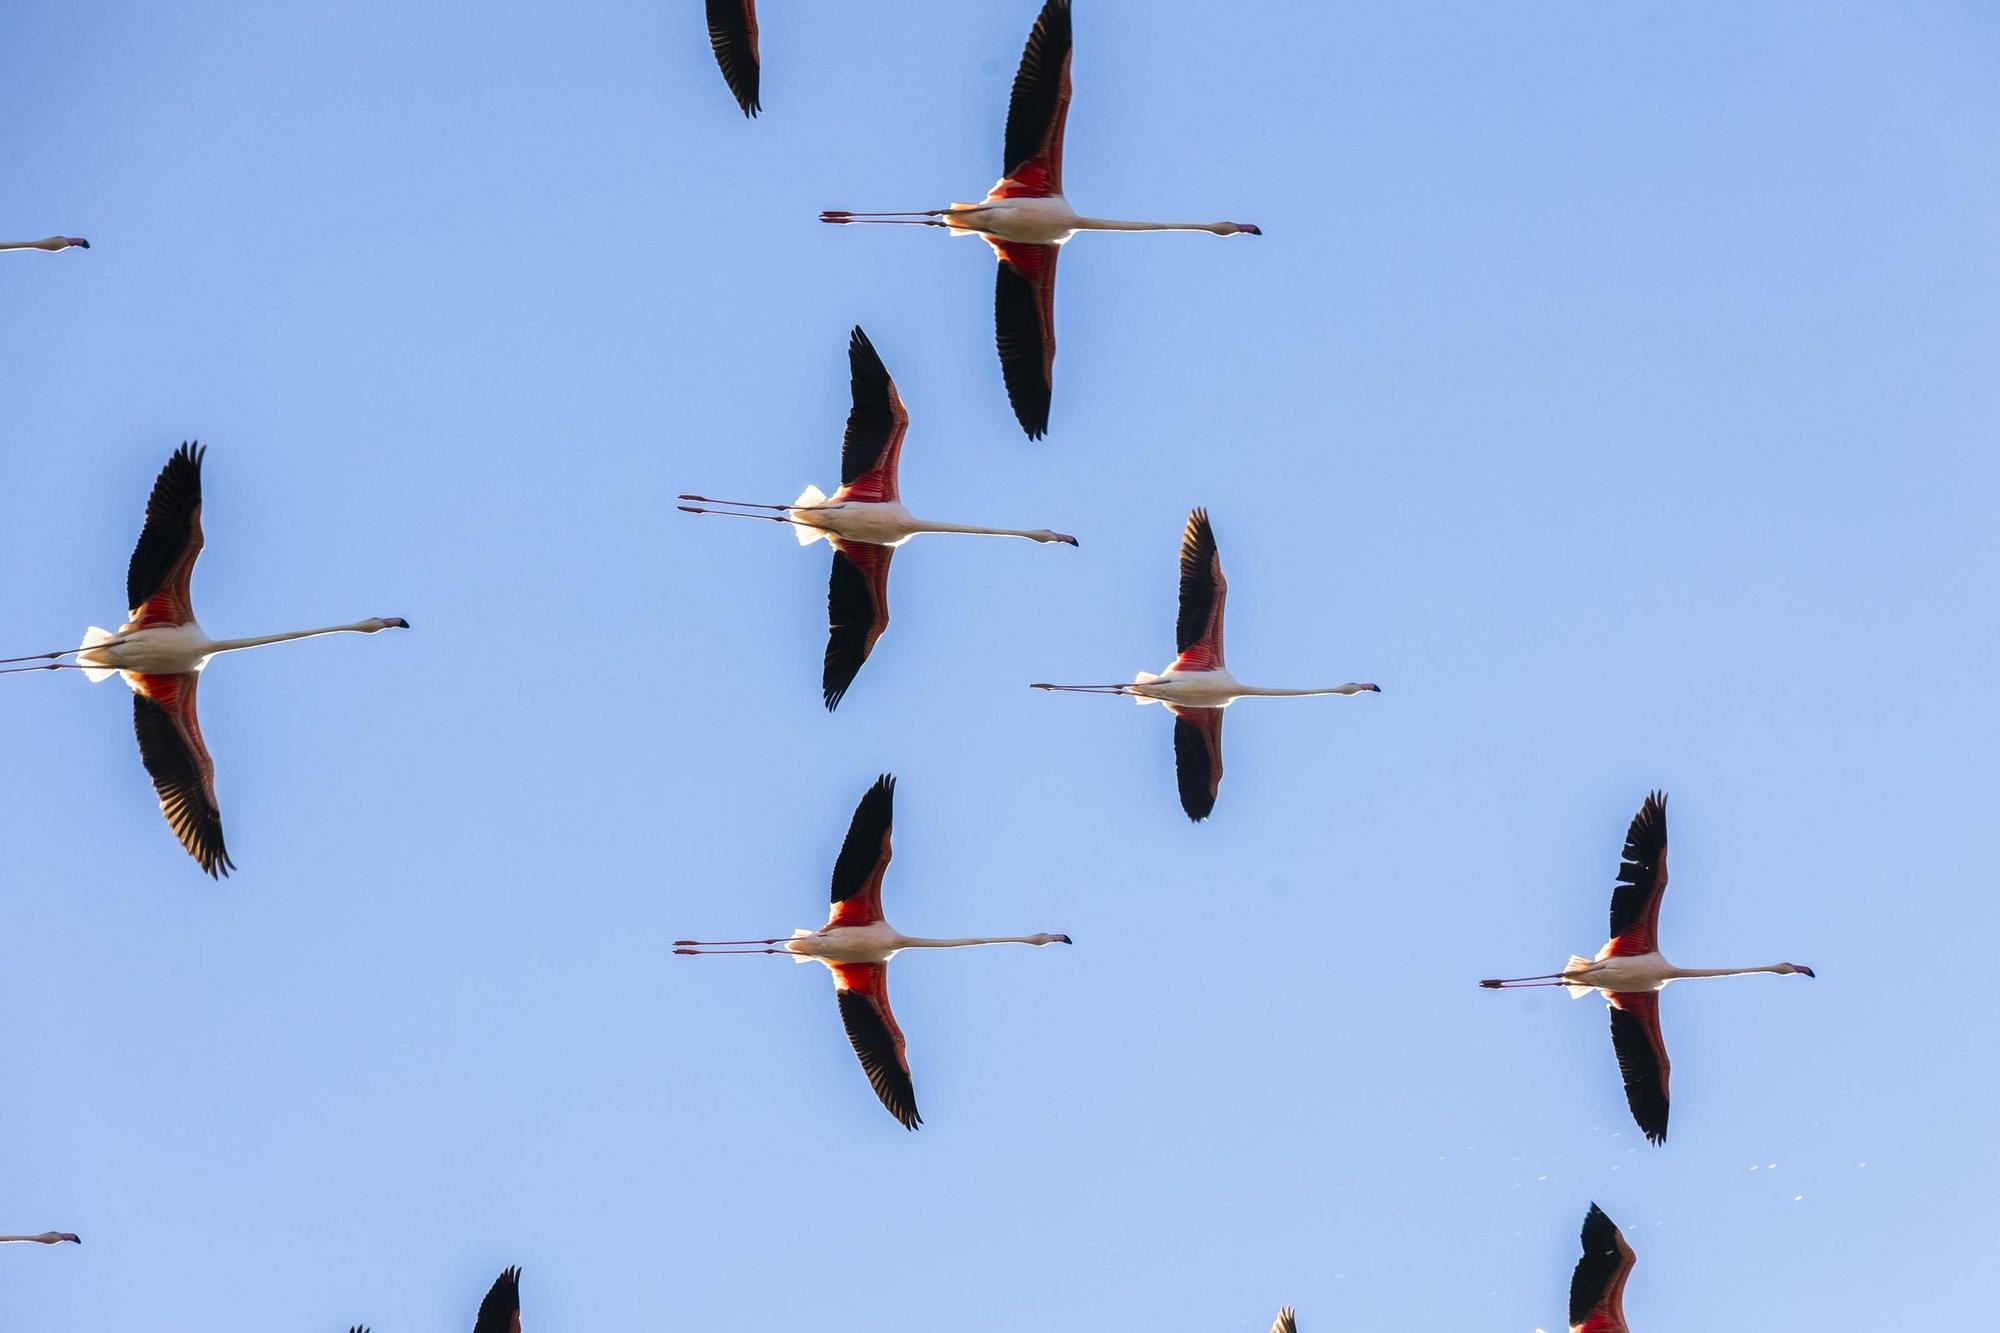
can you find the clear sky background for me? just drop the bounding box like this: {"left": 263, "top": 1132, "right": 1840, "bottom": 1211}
{"left": 2, "top": 1, "right": 1996, "bottom": 1328}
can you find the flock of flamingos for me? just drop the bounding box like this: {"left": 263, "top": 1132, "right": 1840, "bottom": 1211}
{"left": 0, "top": 2, "right": 1825, "bottom": 1328}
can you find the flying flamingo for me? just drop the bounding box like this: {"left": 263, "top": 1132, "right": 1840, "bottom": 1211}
{"left": 677, "top": 774, "right": 1071, "bottom": 1129}
{"left": 1563, "top": 1203, "right": 1636, "bottom": 1333}
{"left": 1033, "top": 508, "right": 1379, "bottom": 821}
{"left": 1481, "top": 793, "right": 1815, "bottom": 1143}
{"left": 474, "top": 1266, "right": 521, "bottom": 1333}
{"left": 0, "top": 443, "right": 408, "bottom": 876}
{"left": 0, "top": 1232, "right": 79, "bottom": 1245}
{"left": 1271, "top": 1309, "right": 1297, "bottom": 1333}
{"left": 820, "top": 0, "right": 1261, "bottom": 439}
{"left": 0, "top": 236, "right": 88, "bottom": 252}
{"left": 705, "top": 0, "right": 759, "bottom": 116}
{"left": 679, "top": 325, "right": 1077, "bottom": 709}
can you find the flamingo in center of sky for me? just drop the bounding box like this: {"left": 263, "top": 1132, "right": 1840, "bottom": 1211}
{"left": 680, "top": 325, "right": 1075, "bottom": 709}
{"left": 677, "top": 775, "right": 1071, "bottom": 1128}
{"left": 820, "top": 0, "right": 1261, "bottom": 438}
{"left": 1481, "top": 792, "right": 1815, "bottom": 1144}
{"left": 0, "top": 236, "right": 88, "bottom": 252}
{"left": 1, "top": 443, "right": 408, "bottom": 876}
{"left": 1034, "top": 508, "right": 1378, "bottom": 821}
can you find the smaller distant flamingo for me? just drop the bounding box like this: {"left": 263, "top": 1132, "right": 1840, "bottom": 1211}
{"left": 0, "top": 236, "right": 88, "bottom": 252}
{"left": 705, "top": 0, "right": 759, "bottom": 116}
{"left": 677, "top": 774, "right": 1071, "bottom": 1128}
{"left": 680, "top": 325, "right": 1076, "bottom": 709}
{"left": 2, "top": 443, "right": 408, "bottom": 875}
{"left": 1481, "top": 793, "right": 1814, "bottom": 1144}
{"left": 1033, "top": 508, "right": 1378, "bottom": 821}
{"left": 821, "top": 0, "right": 1260, "bottom": 438}
{"left": 0, "top": 1232, "right": 79, "bottom": 1245}
{"left": 473, "top": 1266, "right": 521, "bottom": 1333}
{"left": 1563, "top": 1203, "right": 1637, "bottom": 1333}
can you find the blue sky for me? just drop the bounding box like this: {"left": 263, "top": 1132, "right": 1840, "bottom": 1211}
{"left": 2, "top": 1, "right": 1995, "bottom": 1327}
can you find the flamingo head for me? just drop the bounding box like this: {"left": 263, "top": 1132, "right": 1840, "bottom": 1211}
{"left": 1783, "top": 963, "right": 1816, "bottom": 978}
{"left": 1224, "top": 223, "right": 1262, "bottom": 236}
{"left": 1037, "top": 530, "right": 1080, "bottom": 546}
{"left": 370, "top": 617, "right": 411, "bottom": 631}
{"left": 1034, "top": 933, "right": 1073, "bottom": 946}
{"left": 31, "top": 1232, "right": 80, "bottom": 1244}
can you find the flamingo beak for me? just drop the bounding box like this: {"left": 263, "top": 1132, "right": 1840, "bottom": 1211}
{"left": 1796, "top": 965, "right": 1816, "bottom": 978}
{"left": 385, "top": 617, "right": 410, "bottom": 629}
{"left": 1058, "top": 934, "right": 1073, "bottom": 944}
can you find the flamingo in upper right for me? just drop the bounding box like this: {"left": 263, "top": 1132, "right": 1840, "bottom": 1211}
{"left": 1032, "top": 508, "right": 1379, "bottom": 822}
{"left": 820, "top": 0, "right": 1261, "bottom": 439}
{"left": 0, "top": 236, "right": 88, "bottom": 252}
{"left": 1481, "top": 793, "right": 1815, "bottom": 1144}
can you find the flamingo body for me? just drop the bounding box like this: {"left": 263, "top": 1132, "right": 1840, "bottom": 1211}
{"left": 822, "top": 0, "right": 1260, "bottom": 438}
{"left": 1481, "top": 792, "right": 1814, "bottom": 1143}
{"left": 677, "top": 775, "right": 1070, "bottom": 1129}
{"left": 1033, "top": 508, "right": 1377, "bottom": 820}
{"left": 678, "top": 326, "right": 1074, "bottom": 709}
{"left": 21, "top": 443, "right": 410, "bottom": 876}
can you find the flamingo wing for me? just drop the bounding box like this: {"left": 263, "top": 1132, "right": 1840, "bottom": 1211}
{"left": 1173, "top": 507, "right": 1227, "bottom": 669}
{"left": 997, "top": 0, "right": 1073, "bottom": 197}
{"left": 1606, "top": 991, "right": 1671, "bottom": 1145}
{"left": 126, "top": 441, "right": 205, "bottom": 628}
{"left": 837, "top": 326, "right": 910, "bottom": 503}
{"left": 993, "top": 240, "right": 1059, "bottom": 440}
{"left": 131, "top": 672, "right": 232, "bottom": 877}
{"left": 832, "top": 961, "right": 921, "bottom": 1129}
{"left": 826, "top": 774, "right": 894, "bottom": 930}
{"left": 1170, "top": 705, "right": 1224, "bottom": 823}
{"left": 823, "top": 539, "right": 893, "bottom": 711}
{"left": 705, "top": 0, "right": 760, "bottom": 116}
{"left": 472, "top": 1266, "right": 521, "bottom": 1333}
{"left": 1606, "top": 791, "right": 1668, "bottom": 957}
{"left": 1270, "top": 1308, "right": 1298, "bottom": 1333}
{"left": 1568, "top": 1203, "right": 1635, "bottom": 1333}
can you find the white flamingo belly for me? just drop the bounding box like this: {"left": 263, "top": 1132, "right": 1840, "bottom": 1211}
{"left": 786, "top": 922, "right": 902, "bottom": 965}
{"left": 1569, "top": 950, "right": 1674, "bottom": 993}
{"left": 791, "top": 499, "right": 918, "bottom": 547}
{"left": 948, "top": 195, "right": 1079, "bottom": 245}
{"left": 1132, "top": 668, "right": 1241, "bottom": 708}
{"left": 80, "top": 623, "right": 216, "bottom": 676}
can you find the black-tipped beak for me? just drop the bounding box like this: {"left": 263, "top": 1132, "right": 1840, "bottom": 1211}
{"left": 1367, "top": 684, "right": 1382, "bottom": 692}
{"left": 1242, "top": 224, "right": 1263, "bottom": 236}
{"left": 388, "top": 617, "right": 410, "bottom": 629}
{"left": 1058, "top": 935, "right": 1073, "bottom": 944}
{"left": 1798, "top": 965, "right": 1816, "bottom": 978}
{"left": 74, "top": 239, "right": 90, "bottom": 249}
